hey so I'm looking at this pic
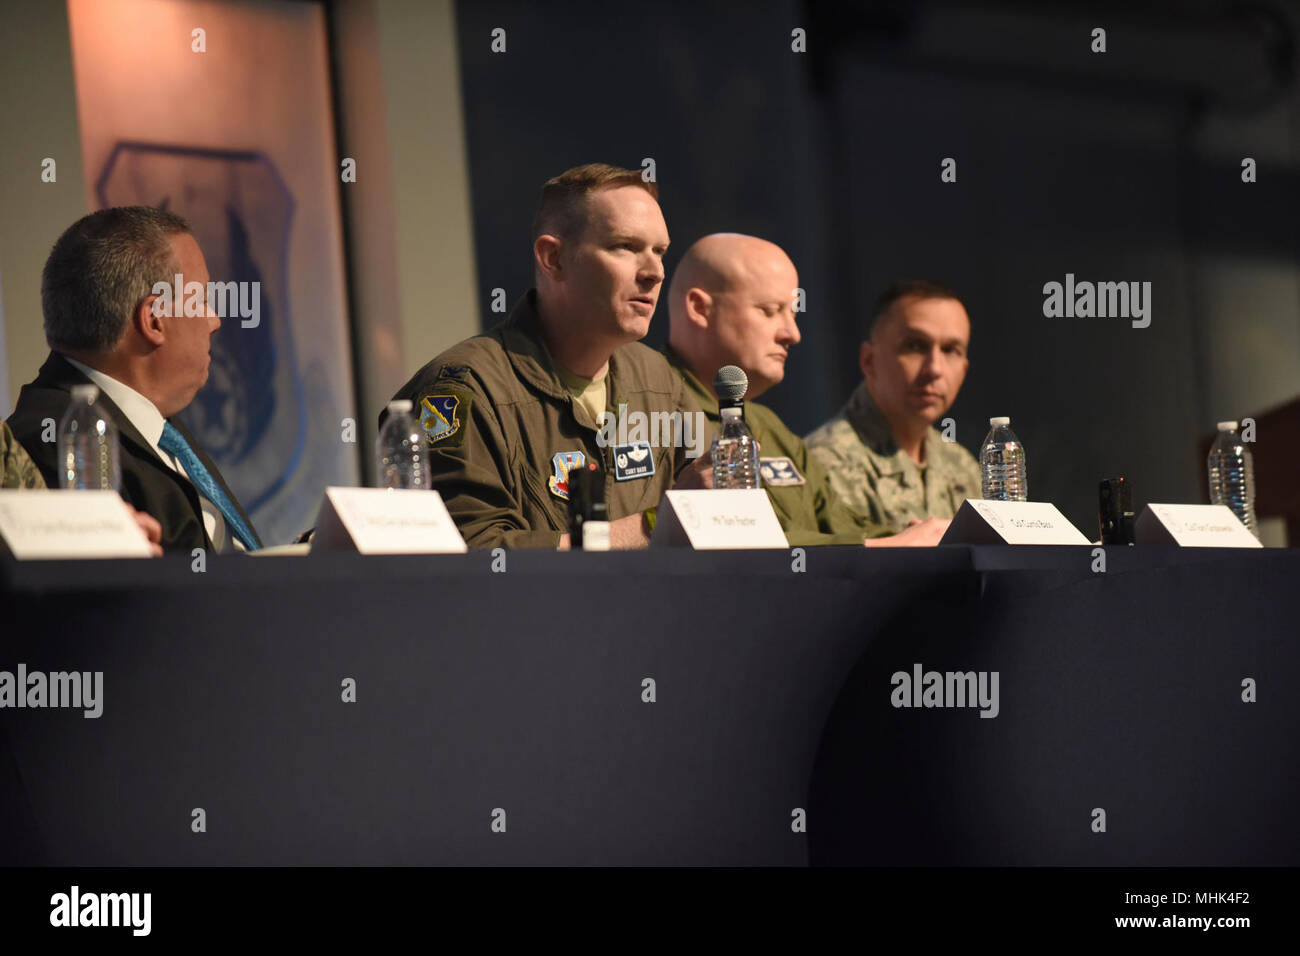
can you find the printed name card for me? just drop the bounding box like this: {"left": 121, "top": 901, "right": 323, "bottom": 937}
{"left": 651, "top": 489, "right": 788, "bottom": 549}
{"left": 1135, "top": 504, "right": 1262, "bottom": 549}
{"left": 0, "top": 490, "right": 154, "bottom": 559}
{"left": 311, "top": 487, "right": 467, "bottom": 554}
{"left": 940, "top": 499, "right": 1091, "bottom": 546}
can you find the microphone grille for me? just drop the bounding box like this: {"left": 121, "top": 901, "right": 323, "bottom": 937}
{"left": 713, "top": 365, "right": 748, "bottom": 403}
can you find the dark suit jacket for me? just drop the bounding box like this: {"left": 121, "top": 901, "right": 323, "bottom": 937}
{"left": 5, "top": 352, "right": 262, "bottom": 552}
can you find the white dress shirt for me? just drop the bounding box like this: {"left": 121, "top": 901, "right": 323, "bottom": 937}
{"left": 63, "top": 356, "right": 242, "bottom": 552}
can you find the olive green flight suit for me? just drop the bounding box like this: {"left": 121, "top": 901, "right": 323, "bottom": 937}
{"left": 389, "top": 291, "right": 703, "bottom": 549}
{"left": 663, "top": 347, "right": 889, "bottom": 546}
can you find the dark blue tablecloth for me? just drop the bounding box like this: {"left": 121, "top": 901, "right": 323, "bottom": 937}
{"left": 1, "top": 545, "right": 1295, "bottom": 865}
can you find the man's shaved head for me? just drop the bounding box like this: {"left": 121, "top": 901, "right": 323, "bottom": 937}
{"left": 668, "top": 233, "right": 800, "bottom": 399}
{"left": 668, "top": 234, "right": 789, "bottom": 330}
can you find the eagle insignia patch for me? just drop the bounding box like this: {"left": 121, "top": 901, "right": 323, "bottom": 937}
{"left": 548, "top": 450, "right": 586, "bottom": 500}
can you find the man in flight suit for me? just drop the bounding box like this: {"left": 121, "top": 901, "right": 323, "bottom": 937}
{"left": 664, "top": 234, "right": 948, "bottom": 547}
{"left": 388, "top": 164, "right": 708, "bottom": 550}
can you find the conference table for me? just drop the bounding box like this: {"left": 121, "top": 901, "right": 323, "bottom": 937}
{"left": 2, "top": 544, "right": 1297, "bottom": 866}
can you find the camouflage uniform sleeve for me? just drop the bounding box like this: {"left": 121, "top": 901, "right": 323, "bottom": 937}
{"left": 961, "top": 447, "right": 983, "bottom": 504}
{"left": 803, "top": 449, "right": 890, "bottom": 541}
{"left": 1, "top": 422, "right": 47, "bottom": 489}
{"left": 751, "top": 409, "right": 889, "bottom": 545}
{"left": 395, "top": 368, "right": 562, "bottom": 551}
{"left": 936, "top": 438, "right": 982, "bottom": 511}
{"left": 806, "top": 424, "right": 889, "bottom": 529}
{"left": 816, "top": 482, "right": 891, "bottom": 540}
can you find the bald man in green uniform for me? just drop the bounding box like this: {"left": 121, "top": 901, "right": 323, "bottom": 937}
{"left": 664, "top": 233, "right": 948, "bottom": 547}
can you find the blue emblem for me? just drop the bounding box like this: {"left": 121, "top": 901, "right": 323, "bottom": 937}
{"left": 548, "top": 450, "right": 586, "bottom": 500}
{"left": 759, "top": 456, "right": 805, "bottom": 487}
{"left": 419, "top": 394, "right": 462, "bottom": 444}
{"left": 613, "top": 441, "right": 656, "bottom": 481}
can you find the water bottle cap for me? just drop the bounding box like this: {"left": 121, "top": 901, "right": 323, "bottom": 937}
{"left": 989, "top": 416, "right": 1010, "bottom": 426}
{"left": 1216, "top": 421, "right": 1238, "bottom": 431}
{"left": 387, "top": 400, "right": 413, "bottom": 414}
{"left": 71, "top": 384, "right": 99, "bottom": 403}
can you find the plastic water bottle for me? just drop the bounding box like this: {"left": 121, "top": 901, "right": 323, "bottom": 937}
{"left": 979, "top": 416, "right": 1027, "bottom": 501}
{"left": 58, "top": 384, "right": 121, "bottom": 490}
{"left": 1206, "top": 421, "right": 1257, "bottom": 538}
{"left": 376, "top": 400, "right": 432, "bottom": 490}
{"left": 711, "top": 407, "right": 761, "bottom": 489}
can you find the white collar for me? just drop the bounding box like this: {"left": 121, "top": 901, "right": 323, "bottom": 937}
{"left": 60, "top": 355, "right": 246, "bottom": 551}
{"left": 61, "top": 355, "right": 170, "bottom": 459}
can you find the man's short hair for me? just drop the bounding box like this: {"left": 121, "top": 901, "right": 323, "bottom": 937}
{"left": 42, "top": 206, "right": 191, "bottom": 354}
{"left": 866, "top": 278, "right": 962, "bottom": 340}
{"left": 531, "top": 163, "right": 659, "bottom": 244}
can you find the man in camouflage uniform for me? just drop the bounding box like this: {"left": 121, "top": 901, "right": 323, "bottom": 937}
{"left": 388, "top": 164, "right": 708, "bottom": 550}
{"left": 806, "top": 279, "right": 981, "bottom": 533}
{"left": 2, "top": 421, "right": 45, "bottom": 488}
{"left": 665, "top": 235, "right": 948, "bottom": 547}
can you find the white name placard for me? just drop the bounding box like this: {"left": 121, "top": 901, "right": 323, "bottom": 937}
{"left": 651, "top": 489, "right": 788, "bottom": 549}
{"left": 0, "top": 490, "right": 153, "bottom": 559}
{"left": 940, "top": 499, "right": 1091, "bottom": 546}
{"left": 310, "top": 487, "right": 467, "bottom": 554}
{"left": 1136, "top": 504, "right": 1262, "bottom": 548}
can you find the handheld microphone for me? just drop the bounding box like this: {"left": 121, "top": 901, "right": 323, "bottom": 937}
{"left": 713, "top": 365, "right": 749, "bottom": 414}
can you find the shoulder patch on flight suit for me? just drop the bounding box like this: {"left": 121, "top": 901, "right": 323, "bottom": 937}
{"left": 437, "top": 365, "right": 472, "bottom": 384}
{"left": 418, "top": 390, "right": 471, "bottom": 448}
{"left": 759, "top": 456, "right": 805, "bottom": 486}
{"left": 548, "top": 450, "right": 586, "bottom": 500}
{"left": 613, "top": 441, "right": 656, "bottom": 481}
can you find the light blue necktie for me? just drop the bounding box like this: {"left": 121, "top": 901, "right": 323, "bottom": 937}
{"left": 159, "top": 422, "right": 259, "bottom": 551}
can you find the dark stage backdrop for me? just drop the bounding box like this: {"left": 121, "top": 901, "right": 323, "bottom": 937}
{"left": 453, "top": 0, "right": 1300, "bottom": 538}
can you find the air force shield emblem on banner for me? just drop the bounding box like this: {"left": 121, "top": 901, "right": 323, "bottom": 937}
{"left": 548, "top": 450, "right": 586, "bottom": 500}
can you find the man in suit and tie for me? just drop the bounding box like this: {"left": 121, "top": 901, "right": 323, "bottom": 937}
{"left": 6, "top": 206, "right": 260, "bottom": 552}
